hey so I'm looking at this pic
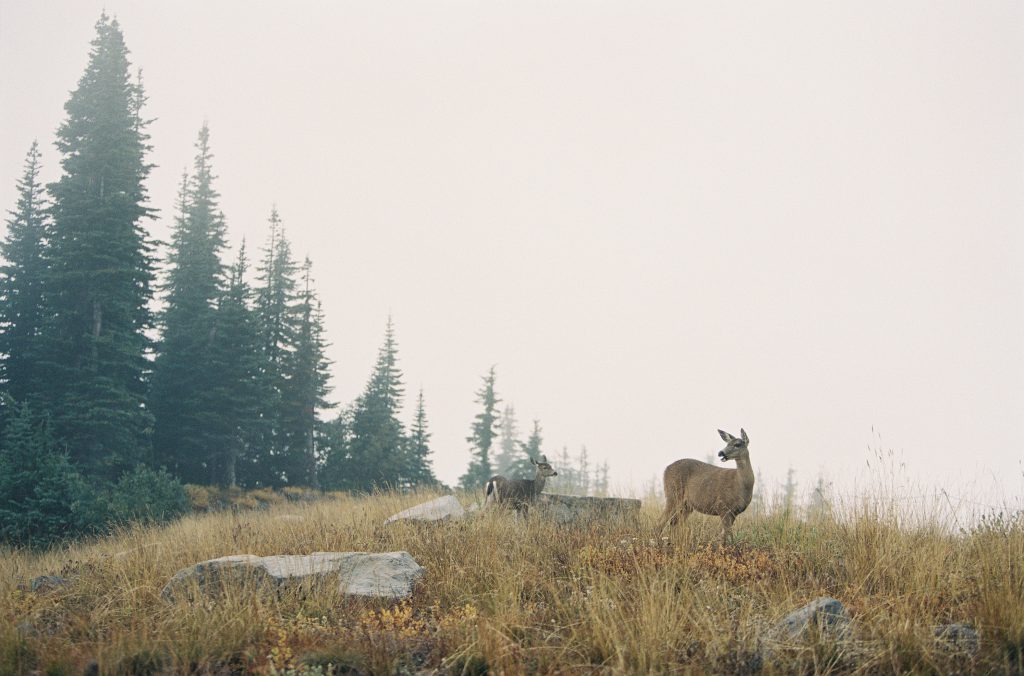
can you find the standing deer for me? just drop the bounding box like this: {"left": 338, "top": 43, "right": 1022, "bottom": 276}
{"left": 656, "top": 429, "right": 754, "bottom": 544}
{"left": 484, "top": 455, "right": 558, "bottom": 516}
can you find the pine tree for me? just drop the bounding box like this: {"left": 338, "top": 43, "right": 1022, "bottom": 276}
{"left": 38, "top": 14, "right": 156, "bottom": 479}
{"left": 458, "top": 366, "right": 499, "bottom": 490}
{"left": 492, "top": 404, "right": 521, "bottom": 474}
{"left": 595, "top": 460, "right": 610, "bottom": 496}
{"left": 0, "top": 403, "right": 92, "bottom": 546}
{"left": 404, "top": 389, "right": 437, "bottom": 487}
{"left": 0, "top": 142, "right": 49, "bottom": 408}
{"left": 207, "top": 243, "right": 262, "bottom": 487}
{"left": 319, "top": 405, "right": 354, "bottom": 490}
{"left": 344, "top": 318, "right": 406, "bottom": 491}
{"left": 151, "top": 124, "right": 229, "bottom": 483}
{"left": 278, "top": 258, "right": 333, "bottom": 487}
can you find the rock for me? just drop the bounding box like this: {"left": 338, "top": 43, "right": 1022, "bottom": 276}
{"left": 934, "top": 623, "right": 980, "bottom": 655}
{"left": 771, "top": 597, "right": 851, "bottom": 643}
{"left": 30, "top": 575, "right": 69, "bottom": 593}
{"left": 385, "top": 495, "right": 465, "bottom": 525}
{"left": 534, "top": 493, "right": 641, "bottom": 525}
{"left": 161, "top": 551, "right": 424, "bottom": 602}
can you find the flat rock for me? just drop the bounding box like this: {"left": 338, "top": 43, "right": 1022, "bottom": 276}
{"left": 385, "top": 495, "right": 465, "bottom": 525}
{"left": 771, "top": 597, "right": 851, "bottom": 644}
{"left": 30, "top": 575, "right": 69, "bottom": 593}
{"left": 161, "top": 551, "right": 424, "bottom": 602}
{"left": 535, "top": 493, "right": 641, "bottom": 525}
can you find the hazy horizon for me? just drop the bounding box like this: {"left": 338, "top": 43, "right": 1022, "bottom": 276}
{"left": 2, "top": 2, "right": 1021, "bottom": 509}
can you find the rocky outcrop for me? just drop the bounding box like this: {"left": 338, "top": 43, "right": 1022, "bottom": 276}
{"left": 384, "top": 495, "right": 465, "bottom": 525}
{"left": 534, "top": 493, "right": 641, "bottom": 525}
{"left": 161, "top": 551, "right": 424, "bottom": 602}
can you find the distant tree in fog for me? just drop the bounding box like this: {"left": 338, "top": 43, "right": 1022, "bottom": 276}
{"left": 459, "top": 366, "right": 499, "bottom": 490}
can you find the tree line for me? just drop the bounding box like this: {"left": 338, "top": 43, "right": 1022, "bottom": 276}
{"left": 0, "top": 15, "right": 598, "bottom": 545}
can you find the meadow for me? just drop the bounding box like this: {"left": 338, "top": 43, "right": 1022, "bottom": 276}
{"left": 1, "top": 487, "right": 1022, "bottom": 675}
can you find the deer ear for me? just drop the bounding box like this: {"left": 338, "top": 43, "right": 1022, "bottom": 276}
{"left": 718, "top": 429, "right": 734, "bottom": 442}
{"left": 740, "top": 428, "right": 749, "bottom": 444}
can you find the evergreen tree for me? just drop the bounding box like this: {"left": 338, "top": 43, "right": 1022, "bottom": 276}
{"left": 207, "top": 243, "right": 262, "bottom": 487}
{"left": 782, "top": 467, "right": 798, "bottom": 519}
{"left": 594, "top": 460, "right": 610, "bottom": 497}
{"left": 319, "top": 405, "right": 354, "bottom": 490}
{"left": 151, "top": 124, "right": 229, "bottom": 482}
{"left": 492, "top": 404, "right": 521, "bottom": 474}
{"left": 458, "top": 366, "right": 499, "bottom": 490}
{"left": 404, "top": 389, "right": 437, "bottom": 487}
{"left": 277, "top": 258, "right": 333, "bottom": 487}
{"left": 0, "top": 142, "right": 49, "bottom": 408}
{"left": 344, "top": 318, "right": 406, "bottom": 490}
{"left": 0, "top": 403, "right": 92, "bottom": 546}
{"left": 577, "top": 445, "right": 591, "bottom": 495}
{"left": 38, "top": 14, "right": 156, "bottom": 479}
{"left": 249, "top": 209, "right": 300, "bottom": 485}
{"left": 514, "top": 419, "right": 546, "bottom": 478}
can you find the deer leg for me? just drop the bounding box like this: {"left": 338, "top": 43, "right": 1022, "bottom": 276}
{"left": 720, "top": 513, "right": 735, "bottom": 546}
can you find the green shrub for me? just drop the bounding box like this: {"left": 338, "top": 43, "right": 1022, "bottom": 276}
{"left": 108, "top": 466, "right": 191, "bottom": 525}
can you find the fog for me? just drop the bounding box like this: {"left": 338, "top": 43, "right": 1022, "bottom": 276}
{"left": 2, "top": 2, "right": 1022, "bottom": 506}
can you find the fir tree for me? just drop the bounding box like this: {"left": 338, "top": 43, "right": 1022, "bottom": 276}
{"left": 458, "top": 366, "right": 499, "bottom": 490}
{"left": 517, "top": 419, "right": 546, "bottom": 477}
{"left": 594, "top": 460, "right": 610, "bottom": 497}
{"left": 0, "top": 403, "right": 92, "bottom": 546}
{"left": 0, "top": 142, "right": 49, "bottom": 407}
{"left": 278, "top": 258, "right": 333, "bottom": 487}
{"left": 207, "top": 243, "right": 262, "bottom": 487}
{"left": 344, "top": 318, "right": 406, "bottom": 490}
{"left": 151, "top": 124, "right": 229, "bottom": 482}
{"left": 249, "top": 209, "right": 300, "bottom": 485}
{"left": 405, "top": 389, "right": 437, "bottom": 487}
{"left": 492, "top": 404, "right": 521, "bottom": 474}
{"left": 38, "top": 14, "right": 156, "bottom": 479}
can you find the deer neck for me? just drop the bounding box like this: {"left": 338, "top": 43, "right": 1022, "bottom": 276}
{"left": 734, "top": 453, "right": 755, "bottom": 491}
{"left": 533, "top": 470, "right": 547, "bottom": 496}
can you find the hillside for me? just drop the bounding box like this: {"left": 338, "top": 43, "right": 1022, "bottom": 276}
{"left": 2, "top": 490, "right": 1022, "bottom": 674}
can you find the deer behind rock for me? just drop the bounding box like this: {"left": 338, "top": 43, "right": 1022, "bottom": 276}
{"left": 656, "top": 428, "right": 755, "bottom": 544}
{"left": 485, "top": 455, "right": 558, "bottom": 515}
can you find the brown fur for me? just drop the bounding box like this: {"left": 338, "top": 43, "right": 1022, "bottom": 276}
{"left": 485, "top": 456, "right": 557, "bottom": 516}
{"left": 656, "top": 429, "right": 755, "bottom": 544}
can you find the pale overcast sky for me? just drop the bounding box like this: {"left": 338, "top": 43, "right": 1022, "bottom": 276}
{"left": 1, "top": 2, "right": 1021, "bottom": 508}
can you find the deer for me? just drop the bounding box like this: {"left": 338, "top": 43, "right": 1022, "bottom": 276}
{"left": 484, "top": 455, "right": 558, "bottom": 516}
{"left": 655, "top": 428, "right": 755, "bottom": 545}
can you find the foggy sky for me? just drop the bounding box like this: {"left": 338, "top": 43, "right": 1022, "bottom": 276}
{"left": 1, "top": 2, "right": 1022, "bottom": 507}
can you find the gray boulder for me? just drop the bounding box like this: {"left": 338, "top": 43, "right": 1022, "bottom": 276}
{"left": 535, "top": 493, "right": 641, "bottom": 525}
{"left": 161, "top": 551, "right": 424, "bottom": 602}
{"left": 385, "top": 495, "right": 464, "bottom": 525}
{"left": 771, "top": 597, "right": 851, "bottom": 643}
{"left": 934, "top": 623, "right": 980, "bottom": 655}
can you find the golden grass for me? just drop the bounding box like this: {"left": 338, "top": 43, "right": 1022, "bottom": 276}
{"left": 1, "top": 490, "right": 1022, "bottom": 674}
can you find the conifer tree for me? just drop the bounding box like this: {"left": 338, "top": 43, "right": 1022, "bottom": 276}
{"left": 594, "top": 460, "right": 611, "bottom": 496}
{"left": 492, "top": 404, "right": 521, "bottom": 475}
{"left": 459, "top": 366, "right": 499, "bottom": 490}
{"left": 249, "top": 209, "right": 300, "bottom": 485}
{"left": 0, "top": 142, "right": 49, "bottom": 407}
{"left": 344, "top": 318, "right": 406, "bottom": 490}
{"left": 207, "top": 243, "right": 262, "bottom": 487}
{"left": 151, "top": 124, "right": 228, "bottom": 482}
{"left": 404, "top": 389, "right": 437, "bottom": 487}
{"left": 0, "top": 403, "right": 91, "bottom": 546}
{"left": 278, "top": 258, "right": 333, "bottom": 487}
{"left": 518, "top": 419, "right": 545, "bottom": 473}
{"left": 38, "top": 14, "right": 156, "bottom": 479}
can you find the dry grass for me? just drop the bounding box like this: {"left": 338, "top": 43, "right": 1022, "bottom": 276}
{"left": 1, "top": 490, "right": 1022, "bottom": 674}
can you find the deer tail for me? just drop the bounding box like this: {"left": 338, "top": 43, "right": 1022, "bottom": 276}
{"left": 485, "top": 479, "right": 496, "bottom": 503}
